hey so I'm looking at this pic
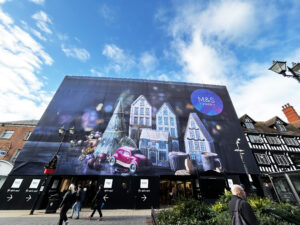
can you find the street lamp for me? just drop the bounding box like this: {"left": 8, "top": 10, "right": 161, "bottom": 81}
{"left": 234, "top": 138, "right": 256, "bottom": 192}
{"left": 29, "top": 126, "right": 75, "bottom": 215}
{"left": 269, "top": 61, "right": 300, "bottom": 83}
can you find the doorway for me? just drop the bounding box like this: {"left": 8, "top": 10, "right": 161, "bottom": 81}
{"left": 160, "top": 179, "right": 194, "bottom": 206}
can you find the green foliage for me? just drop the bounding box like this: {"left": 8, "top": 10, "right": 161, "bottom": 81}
{"left": 157, "top": 190, "right": 300, "bottom": 225}
{"left": 157, "top": 198, "right": 214, "bottom": 225}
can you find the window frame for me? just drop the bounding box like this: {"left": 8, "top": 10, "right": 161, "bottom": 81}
{"left": 0, "top": 130, "right": 14, "bottom": 139}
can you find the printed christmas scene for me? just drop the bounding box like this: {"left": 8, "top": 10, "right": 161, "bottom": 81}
{"left": 14, "top": 78, "right": 257, "bottom": 176}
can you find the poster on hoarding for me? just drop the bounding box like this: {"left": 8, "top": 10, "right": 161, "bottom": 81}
{"left": 11, "top": 179, "right": 23, "bottom": 189}
{"left": 11, "top": 77, "right": 259, "bottom": 176}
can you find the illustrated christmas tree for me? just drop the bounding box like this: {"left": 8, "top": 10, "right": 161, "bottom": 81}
{"left": 95, "top": 99, "right": 136, "bottom": 156}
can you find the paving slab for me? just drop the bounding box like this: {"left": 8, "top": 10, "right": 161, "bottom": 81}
{"left": 0, "top": 208, "right": 152, "bottom": 225}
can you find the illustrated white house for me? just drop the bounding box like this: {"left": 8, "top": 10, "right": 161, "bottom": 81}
{"left": 129, "top": 95, "right": 152, "bottom": 142}
{"left": 156, "top": 102, "right": 179, "bottom": 151}
{"left": 139, "top": 128, "right": 170, "bottom": 166}
{"left": 184, "top": 113, "right": 218, "bottom": 170}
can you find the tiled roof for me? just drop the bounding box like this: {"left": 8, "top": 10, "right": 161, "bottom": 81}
{"left": 240, "top": 114, "right": 300, "bottom": 136}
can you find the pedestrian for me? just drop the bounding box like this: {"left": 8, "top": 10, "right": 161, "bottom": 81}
{"left": 69, "top": 184, "right": 83, "bottom": 219}
{"left": 228, "top": 184, "right": 259, "bottom": 225}
{"left": 88, "top": 184, "right": 104, "bottom": 221}
{"left": 58, "top": 184, "right": 76, "bottom": 225}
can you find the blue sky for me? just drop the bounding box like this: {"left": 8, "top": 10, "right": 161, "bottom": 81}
{"left": 0, "top": 0, "right": 299, "bottom": 122}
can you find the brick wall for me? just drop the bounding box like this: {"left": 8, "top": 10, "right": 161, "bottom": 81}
{"left": 0, "top": 125, "right": 35, "bottom": 162}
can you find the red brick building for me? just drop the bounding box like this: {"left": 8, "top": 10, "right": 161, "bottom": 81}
{"left": 0, "top": 120, "right": 38, "bottom": 188}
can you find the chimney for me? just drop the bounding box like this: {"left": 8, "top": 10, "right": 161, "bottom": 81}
{"left": 282, "top": 103, "right": 300, "bottom": 123}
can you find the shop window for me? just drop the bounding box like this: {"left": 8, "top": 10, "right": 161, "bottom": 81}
{"left": 145, "top": 117, "right": 150, "bottom": 125}
{"left": 140, "top": 139, "right": 148, "bottom": 147}
{"left": 140, "top": 99, "right": 145, "bottom": 106}
{"left": 0, "top": 130, "right": 14, "bottom": 139}
{"left": 170, "top": 117, "right": 174, "bottom": 126}
{"left": 164, "top": 117, "right": 168, "bottom": 125}
{"left": 189, "top": 130, "right": 195, "bottom": 139}
{"left": 158, "top": 116, "right": 162, "bottom": 125}
{"left": 134, "top": 107, "right": 138, "bottom": 115}
{"left": 195, "top": 130, "right": 200, "bottom": 139}
{"left": 163, "top": 108, "right": 168, "bottom": 115}
{"left": 159, "top": 141, "right": 166, "bottom": 149}
{"left": 170, "top": 128, "right": 175, "bottom": 137}
{"left": 145, "top": 108, "right": 150, "bottom": 115}
{"left": 284, "top": 137, "right": 299, "bottom": 146}
{"left": 248, "top": 135, "right": 264, "bottom": 144}
{"left": 188, "top": 140, "right": 194, "bottom": 150}
{"left": 273, "top": 154, "right": 290, "bottom": 166}
{"left": 200, "top": 141, "right": 206, "bottom": 151}
{"left": 254, "top": 153, "right": 271, "bottom": 165}
{"left": 266, "top": 136, "right": 281, "bottom": 145}
{"left": 24, "top": 131, "right": 32, "bottom": 141}
{"left": 140, "top": 117, "right": 144, "bottom": 125}
{"left": 159, "top": 151, "right": 166, "bottom": 161}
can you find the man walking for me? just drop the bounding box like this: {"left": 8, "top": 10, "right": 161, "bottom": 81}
{"left": 228, "top": 184, "right": 259, "bottom": 225}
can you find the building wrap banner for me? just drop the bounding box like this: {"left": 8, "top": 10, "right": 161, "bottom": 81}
{"left": 11, "top": 77, "right": 259, "bottom": 176}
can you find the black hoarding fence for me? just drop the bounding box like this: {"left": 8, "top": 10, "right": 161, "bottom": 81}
{"left": 11, "top": 76, "right": 259, "bottom": 176}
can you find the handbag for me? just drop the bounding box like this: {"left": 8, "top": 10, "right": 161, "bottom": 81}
{"left": 231, "top": 199, "right": 248, "bottom": 225}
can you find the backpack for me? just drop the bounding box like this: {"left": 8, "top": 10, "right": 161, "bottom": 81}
{"left": 231, "top": 199, "right": 248, "bottom": 225}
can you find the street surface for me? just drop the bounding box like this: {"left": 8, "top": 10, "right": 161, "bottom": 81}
{"left": 0, "top": 208, "right": 152, "bottom": 225}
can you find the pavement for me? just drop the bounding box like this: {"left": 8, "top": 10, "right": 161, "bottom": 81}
{"left": 0, "top": 208, "right": 153, "bottom": 225}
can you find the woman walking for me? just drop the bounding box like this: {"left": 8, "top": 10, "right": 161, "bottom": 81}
{"left": 58, "top": 184, "right": 76, "bottom": 225}
{"left": 88, "top": 184, "right": 104, "bottom": 221}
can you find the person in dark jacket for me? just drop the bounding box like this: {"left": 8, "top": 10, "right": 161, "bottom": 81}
{"left": 69, "top": 184, "right": 83, "bottom": 219}
{"left": 228, "top": 184, "right": 259, "bottom": 225}
{"left": 58, "top": 184, "right": 76, "bottom": 225}
{"left": 88, "top": 184, "right": 104, "bottom": 221}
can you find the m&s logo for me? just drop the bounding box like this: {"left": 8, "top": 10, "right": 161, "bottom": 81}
{"left": 191, "top": 89, "right": 223, "bottom": 116}
{"left": 197, "top": 96, "right": 215, "bottom": 104}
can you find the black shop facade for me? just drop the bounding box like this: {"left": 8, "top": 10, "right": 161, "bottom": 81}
{"left": 0, "top": 76, "right": 260, "bottom": 210}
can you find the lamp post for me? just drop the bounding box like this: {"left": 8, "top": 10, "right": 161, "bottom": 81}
{"left": 269, "top": 61, "right": 300, "bottom": 83}
{"left": 234, "top": 138, "right": 256, "bottom": 192}
{"left": 29, "top": 126, "right": 75, "bottom": 215}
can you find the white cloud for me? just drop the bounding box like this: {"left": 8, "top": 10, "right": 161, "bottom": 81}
{"left": 231, "top": 70, "right": 300, "bottom": 121}
{"left": 32, "top": 11, "right": 52, "bottom": 34}
{"left": 90, "top": 68, "right": 102, "bottom": 77}
{"left": 0, "top": 8, "right": 53, "bottom": 121}
{"left": 139, "top": 52, "right": 158, "bottom": 74}
{"left": 157, "top": 74, "right": 169, "bottom": 81}
{"left": 61, "top": 45, "right": 90, "bottom": 62}
{"left": 57, "top": 33, "right": 68, "bottom": 41}
{"left": 159, "top": 0, "right": 300, "bottom": 121}
{"left": 99, "top": 4, "right": 115, "bottom": 22}
{"left": 102, "top": 44, "right": 135, "bottom": 73}
{"left": 28, "top": 0, "right": 45, "bottom": 5}
{"left": 32, "top": 29, "right": 46, "bottom": 40}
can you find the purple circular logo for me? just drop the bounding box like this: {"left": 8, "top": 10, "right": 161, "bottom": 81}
{"left": 191, "top": 89, "right": 223, "bottom": 116}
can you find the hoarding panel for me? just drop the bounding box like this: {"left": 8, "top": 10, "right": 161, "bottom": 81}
{"left": 11, "top": 77, "right": 259, "bottom": 176}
